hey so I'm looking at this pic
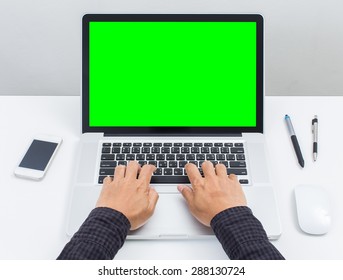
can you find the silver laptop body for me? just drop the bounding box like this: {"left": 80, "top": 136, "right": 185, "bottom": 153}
{"left": 66, "top": 14, "right": 282, "bottom": 240}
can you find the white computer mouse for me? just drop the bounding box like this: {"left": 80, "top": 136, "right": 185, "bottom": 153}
{"left": 294, "top": 185, "right": 332, "bottom": 235}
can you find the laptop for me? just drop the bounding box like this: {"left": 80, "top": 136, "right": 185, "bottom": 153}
{"left": 66, "top": 14, "right": 282, "bottom": 239}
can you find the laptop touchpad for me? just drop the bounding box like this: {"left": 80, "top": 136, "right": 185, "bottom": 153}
{"left": 128, "top": 193, "right": 214, "bottom": 239}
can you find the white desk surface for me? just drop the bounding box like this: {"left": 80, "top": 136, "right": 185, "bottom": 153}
{"left": 0, "top": 96, "right": 342, "bottom": 260}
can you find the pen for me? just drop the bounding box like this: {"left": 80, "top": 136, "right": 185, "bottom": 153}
{"left": 312, "top": 115, "right": 318, "bottom": 161}
{"left": 285, "top": 115, "right": 305, "bottom": 168}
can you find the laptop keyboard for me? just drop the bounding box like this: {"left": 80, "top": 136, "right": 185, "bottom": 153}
{"left": 98, "top": 142, "right": 249, "bottom": 185}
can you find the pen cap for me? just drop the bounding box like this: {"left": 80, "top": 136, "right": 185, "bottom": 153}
{"left": 312, "top": 115, "right": 318, "bottom": 142}
{"left": 285, "top": 115, "right": 296, "bottom": 136}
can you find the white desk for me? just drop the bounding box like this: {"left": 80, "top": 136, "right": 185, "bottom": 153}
{"left": 0, "top": 96, "right": 342, "bottom": 260}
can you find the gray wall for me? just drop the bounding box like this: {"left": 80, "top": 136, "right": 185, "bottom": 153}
{"left": 1, "top": 0, "right": 342, "bottom": 96}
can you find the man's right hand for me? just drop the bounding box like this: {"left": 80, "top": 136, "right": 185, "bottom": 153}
{"left": 177, "top": 161, "right": 247, "bottom": 227}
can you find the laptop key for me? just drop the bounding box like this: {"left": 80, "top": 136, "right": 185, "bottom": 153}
{"left": 231, "top": 147, "right": 244, "bottom": 154}
{"left": 230, "top": 161, "right": 246, "bottom": 168}
{"left": 234, "top": 143, "right": 244, "bottom": 147}
{"left": 158, "top": 161, "right": 168, "bottom": 167}
{"left": 112, "top": 147, "right": 121, "bottom": 153}
{"left": 227, "top": 168, "right": 248, "bottom": 175}
{"left": 138, "top": 160, "right": 147, "bottom": 166}
{"left": 101, "top": 154, "right": 114, "bottom": 160}
{"left": 224, "top": 143, "right": 233, "bottom": 147}
{"left": 171, "top": 147, "right": 180, "bottom": 153}
{"left": 150, "top": 176, "right": 190, "bottom": 184}
{"left": 102, "top": 147, "right": 111, "bottom": 153}
{"left": 176, "top": 154, "right": 185, "bottom": 160}
{"left": 99, "top": 168, "right": 114, "bottom": 176}
{"left": 196, "top": 154, "right": 205, "bottom": 160}
{"left": 116, "top": 154, "right": 125, "bottom": 160}
{"left": 148, "top": 160, "right": 157, "bottom": 166}
{"left": 164, "top": 168, "right": 173, "bottom": 175}
{"left": 174, "top": 168, "right": 183, "bottom": 175}
{"left": 146, "top": 154, "right": 155, "bottom": 160}
{"left": 239, "top": 179, "right": 249, "bottom": 184}
{"left": 216, "top": 154, "right": 225, "bottom": 160}
{"left": 156, "top": 154, "right": 165, "bottom": 160}
{"left": 188, "top": 160, "right": 198, "bottom": 167}
{"left": 100, "top": 161, "right": 117, "bottom": 168}
{"left": 126, "top": 154, "right": 135, "bottom": 160}
{"left": 226, "top": 154, "right": 235, "bottom": 160}
{"left": 102, "top": 143, "right": 111, "bottom": 147}
{"left": 206, "top": 154, "right": 215, "bottom": 160}
{"left": 236, "top": 154, "right": 245, "bottom": 160}
{"left": 214, "top": 143, "right": 223, "bottom": 147}
{"left": 186, "top": 154, "right": 195, "bottom": 160}
{"left": 143, "top": 143, "right": 152, "bottom": 147}
{"left": 154, "top": 168, "right": 162, "bottom": 175}
{"left": 136, "top": 154, "right": 145, "bottom": 160}
{"left": 219, "top": 161, "right": 228, "bottom": 167}
{"left": 151, "top": 147, "right": 160, "bottom": 153}
{"left": 133, "top": 143, "right": 142, "bottom": 146}
{"left": 166, "top": 154, "right": 175, "bottom": 160}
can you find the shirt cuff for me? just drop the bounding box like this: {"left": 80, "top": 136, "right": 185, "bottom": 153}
{"left": 210, "top": 206, "right": 270, "bottom": 258}
{"left": 72, "top": 207, "right": 131, "bottom": 258}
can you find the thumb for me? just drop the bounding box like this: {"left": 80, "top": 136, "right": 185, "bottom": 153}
{"left": 177, "top": 185, "right": 194, "bottom": 205}
{"left": 147, "top": 187, "right": 159, "bottom": 214}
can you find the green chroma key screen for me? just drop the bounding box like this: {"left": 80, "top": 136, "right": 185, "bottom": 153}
{"left": 89, "top": 21, "right": 257, "bottom": 127}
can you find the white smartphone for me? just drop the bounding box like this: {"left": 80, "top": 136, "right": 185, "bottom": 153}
{"left": 14, "top": 134, "right": 62, "bottom": 180}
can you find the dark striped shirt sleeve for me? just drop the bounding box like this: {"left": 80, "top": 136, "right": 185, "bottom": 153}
{"left": 210, "top": 206, "right": 285, "bottom": 260}
{"left": 57, "top": 207, "right": 130, "bottom": 260}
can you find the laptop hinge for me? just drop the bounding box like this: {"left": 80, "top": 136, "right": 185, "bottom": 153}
{"left": 103, "top": 133, "right": 242, "bottom": 137}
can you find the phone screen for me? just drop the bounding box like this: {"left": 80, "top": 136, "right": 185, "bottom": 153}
{"left": 19, "top": 140, "right": 58, "bottom": 171}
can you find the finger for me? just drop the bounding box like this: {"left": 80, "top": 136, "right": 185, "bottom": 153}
{"left": 228, "top": 173, "right": 238, "bottom": 182}
{"left": 185, "top": 163, "right": 202, "bottom": 187}
{"left": 202, "top": 161, "right": 216, "bottom": 177}
{"left": 147, "top": 187, "right": 159, "bottom": 214}
{"left": 103, "top": 175, "right": 113, "bottom": 186}
{"left": 215, "top": 163, "right": 227, "bottom": 177}
{"left": 138, "top": 164, "right": 156, "bottom": 184}
{"left": 114, "top": 164, "right": 126, "bottom": 179}
{"left": 177, "top": 185, "right": 194, "bottom": 206}
{"left": 124, "top": 161, "right": 140, "bottom": 179}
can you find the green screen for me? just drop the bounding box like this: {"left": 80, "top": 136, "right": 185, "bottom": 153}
{"left": 89, "top": 21, "right": 256, "bottom": 127}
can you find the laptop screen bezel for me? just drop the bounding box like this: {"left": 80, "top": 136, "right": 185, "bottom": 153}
{"left": 82, "top": 14, "right": 264, "bottom": 135}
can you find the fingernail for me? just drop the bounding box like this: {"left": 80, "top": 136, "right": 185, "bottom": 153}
{"left": 177, "top": 185, "right": 183, "bottom": 192}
